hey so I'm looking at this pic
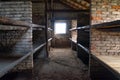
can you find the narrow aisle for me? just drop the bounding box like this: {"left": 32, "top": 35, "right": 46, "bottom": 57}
{"left": 33, "top": 48, "right": 90, "bottom": 80}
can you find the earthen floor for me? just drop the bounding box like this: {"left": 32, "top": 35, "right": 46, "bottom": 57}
{"left": 33, "top": 48, "right": 90, "bottom": 80}
{"left": 0, "top": 48, "right": 90, "bottom": 80}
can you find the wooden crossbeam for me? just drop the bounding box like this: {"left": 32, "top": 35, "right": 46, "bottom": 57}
{"left": 47, "top": 9, "right": 89, "bottom": 12}
{"left": 92, "top": 20, "right": 120, "bottom": 29}
{"left": 0, "top": 17, "right": 45, "bottom": 28}
{"left": 0, "top": 17, "right": 31, "bottom": 27}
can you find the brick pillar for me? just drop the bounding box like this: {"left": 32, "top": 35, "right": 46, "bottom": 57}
{"left": 0, "top": 1, "right": 33, "bottom": 71}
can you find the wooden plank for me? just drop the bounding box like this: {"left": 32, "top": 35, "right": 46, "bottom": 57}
{"left": 69, "top": 25, "right": 90, "bottom": 31}
{"left": 33, "top": 38, "right": 50, "bottom": 51}
{"left": 77, "top": 43, "right": 89, "bottom": 54}
{"left": 0, "top": 17, "right": 45, "bottom": 29}
{"left": 32, "top": 24, "right": 45, "bottom": 28}
{"left": 47, "top": 9, "right": 89, "bottom": 12}
{"left": 48, "top": 38, "right": 53, "bottom": 42}
{"left": 0, "top": 51, "right": 32, "bottom": 78}
{"left": 0, "top": 42, "right": 47, "bottom": 78}
{"left": 77, "top": 25, "right": 90, "bottom": 30}
{"left": 33, "top": 42, "right": 46, "bottom": 54}
{"left": 0, "top": 25, "right": 27, "bottom": 30}
{"left": 97, "top": 56, "right": 120, "bottom": 73}
{"left": 0, "top": 58, "right": 18, "bottom": 78}
{"left": 0, "top": 17, "right": 31, "bottom": 27}
{"left": 92, "top": 20, "right": 120, "bottom": 29}
{"left": 92, "top": 54, "right": 120, "bottom": 79}
{"left": 69, "top": 28, "right": 77, "bottom": 31}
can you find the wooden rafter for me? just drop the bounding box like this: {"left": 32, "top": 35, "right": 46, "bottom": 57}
{"left": 60, "top": 0, "right": 90, "bottom": 10}
{"left": 72, "top": 0, "right": 90, "bottom": 9}
{"left": 60, "top": 0, "right": 79, "bottom": 10}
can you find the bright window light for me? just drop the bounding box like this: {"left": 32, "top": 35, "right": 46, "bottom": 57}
{"left": 54, "top": 22, "right": 67, "bottom": 34}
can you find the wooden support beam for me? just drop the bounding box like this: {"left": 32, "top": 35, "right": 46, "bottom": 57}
{"left": 77, "top": 43, "right": 89, "bottom": 54}
{"left": 47, "top": 9, "right": 89, "bottom": 12}
{"left": 45, "top": 0, "right": 49, "bottom": 57}
{"left": 32, "top": 0, "right": 60, "bottom": 3}
{"left": 48, "top": 38, "right": 53, "bottom": 42}
{"left": 0, "top": 25, "right": 27, "bottom": 30}
{"left": 0, "top": 17, "right": 30, "bottom": 27}
{"left": 33, "top": 43, "right": 46, "bottom": 54}
{"left": 0, "top": 50, "right": 33, "bottom": 78}
{"left": 92, "top": 20, "right": 120, "bottom": 29}
{"left": 0, "top": 17, "right": 45, "bottom": 28}
{"left": 69, "top": 25, "right": 90, "bottom": 31}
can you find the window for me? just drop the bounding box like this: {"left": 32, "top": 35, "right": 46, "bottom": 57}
{"left": 54, "top": 22, "right": 67, "bottom": 34}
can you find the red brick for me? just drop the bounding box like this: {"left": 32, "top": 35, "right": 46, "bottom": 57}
{"left": 92, "top": 16, "right": 103, "bottom": 20}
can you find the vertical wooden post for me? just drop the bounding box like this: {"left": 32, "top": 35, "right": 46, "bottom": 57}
{"left": 45, "top": 0, "right": 48, "bottom": 57}
{"left": 50, "top": 0, "right": 53, "bottom": 38}
{"left": 50, "top": 0, "right": 54, "bottom": 47}
{"left": 89, "top": 0, "right": 91, "bottom": 77}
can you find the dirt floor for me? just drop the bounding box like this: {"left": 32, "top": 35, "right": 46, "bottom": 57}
{"left": 33, "top": 48, "right": 90, "bottom": 80}
{"left": 0, "top": 48, "right": 90, "bottom": 80}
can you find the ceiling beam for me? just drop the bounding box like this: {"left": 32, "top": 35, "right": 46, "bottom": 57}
{"left": 47, "top": 9, "right": 89, "bottom": 12}
{"left": 32, "top": 0, "right": 60, "bottom": 3}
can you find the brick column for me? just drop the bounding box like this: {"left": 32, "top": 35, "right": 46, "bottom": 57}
{"left": 0, "top": 1, "right": 33, "bottom": 71}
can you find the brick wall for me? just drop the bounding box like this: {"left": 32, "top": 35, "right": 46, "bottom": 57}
{"left": 13, "top": 28, "right": 33, "bottom": 55}
{"left": 0, "top": 1, "right": 32, "bottom": 23}
{"left": 91, "top": 0, "right": 120, "bottom": 25}
{"left": 91, "top": 0, "right": 120, "bottom": 56}
{"left": 12, "top": 54, "right": 33, "bottom": 71}
{"left": 33, "top": 30, "right": 45, "bottom": 48}
{"left": 32, "top": 2, "right": 45, "bottom": 24}
{"left": 91, "top": 29, "right": 120, "bottom": 56}
{"left": 71, "top": 20, "right": 77, "bottom": 41}
{"left": 0, "top": 1, "right": 33, "bottom": 71}
{"left": 90, "top": 0, "right": 120, "bottom": 79}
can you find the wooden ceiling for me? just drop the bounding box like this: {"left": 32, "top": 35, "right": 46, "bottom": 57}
{"left": 32, "top": 0, "right": 90, "bottom": 10}
{"left": 31, "top": 0, "right": 90, "bottom": 10}
{"left": 60, "top": 0, "right": 90, "bottom": 10}
{"left": 0, "top": 0, "right": 90, "bottom": 10}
